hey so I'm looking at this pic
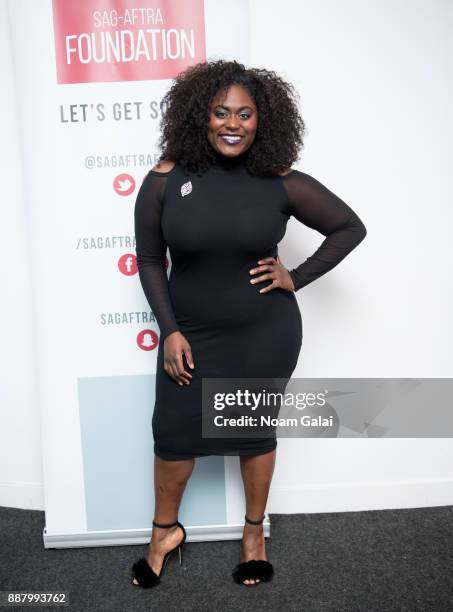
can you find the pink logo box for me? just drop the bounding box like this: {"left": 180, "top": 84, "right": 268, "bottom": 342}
{"left": 52, "top": 0, "right": 206, "bottom": 84}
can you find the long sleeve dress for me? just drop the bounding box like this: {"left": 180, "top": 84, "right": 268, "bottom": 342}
{"left": 134, "top": 154, "right": 366, "bottom": 460}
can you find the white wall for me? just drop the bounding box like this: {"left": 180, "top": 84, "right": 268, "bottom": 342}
{"left": 251, "top": 0, "right": 453, "bottom": 513}
{"left": 1, "top": 0, "right": 452, "bottom": 512}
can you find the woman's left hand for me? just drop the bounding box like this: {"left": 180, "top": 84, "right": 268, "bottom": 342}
{"left": 249, "top": 256, "right": 295, "bottom": 293}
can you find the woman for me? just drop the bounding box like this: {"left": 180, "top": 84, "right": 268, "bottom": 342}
{"left": 132, "top": 59, "right": 367, "bottom": 588}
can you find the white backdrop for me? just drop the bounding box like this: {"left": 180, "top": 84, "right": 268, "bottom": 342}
{"left": 1, "top": 0, "right": 452, "bottom": 525}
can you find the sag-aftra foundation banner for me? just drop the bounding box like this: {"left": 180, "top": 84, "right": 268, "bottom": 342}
{"left": 8, "top": 0, "right": 251, "bottom": 548}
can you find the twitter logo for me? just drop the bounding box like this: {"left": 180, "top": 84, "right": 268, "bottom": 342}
{"left": 113, "top": 173, "right": 136, "bottom": 196}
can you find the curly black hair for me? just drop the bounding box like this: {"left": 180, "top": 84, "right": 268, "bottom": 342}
{"left": 157, "top": 59, "right": 306, "bottom": 176}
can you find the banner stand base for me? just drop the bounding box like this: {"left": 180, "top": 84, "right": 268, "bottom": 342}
{"left": 43, "top": 516, "right": 271, "bottom": 549}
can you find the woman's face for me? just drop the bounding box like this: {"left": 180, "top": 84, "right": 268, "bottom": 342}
{"left": 207, "top": 84, "right": 258, "bottom": 158}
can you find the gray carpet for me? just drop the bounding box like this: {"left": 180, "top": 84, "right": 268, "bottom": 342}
{"left": 1, "top": 505, "right": 453, "bottom": 611}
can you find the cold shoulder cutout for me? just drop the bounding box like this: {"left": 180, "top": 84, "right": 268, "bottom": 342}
{"left": 278, "top": 168, "right": 294, "bottom": 176}
{"left": 148, "top": 160, "right": 176, "bottom": 175}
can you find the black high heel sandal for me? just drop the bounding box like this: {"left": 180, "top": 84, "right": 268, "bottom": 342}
{"left": 232, "top": 514, "right": 274, "bottom": 586}
{"left": 131, "top": 519, "right": 187, "bottom": 589}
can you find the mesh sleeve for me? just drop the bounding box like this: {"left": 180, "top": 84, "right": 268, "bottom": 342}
{"left": 134, "top": 170, "right": 180, "bottom": 341}
{"left": 282, "top": 170, "right": 367, "bottom": 291}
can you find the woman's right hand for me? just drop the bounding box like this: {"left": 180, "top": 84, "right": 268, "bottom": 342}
{"left": 163, "top": 331, "right": 195, "bottom": 386}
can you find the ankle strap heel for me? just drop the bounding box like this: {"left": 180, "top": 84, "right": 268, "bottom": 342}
{"left": 232, "top": 513, "right": 274, "bottom": 586}
{"left": 152, "top": 519, "right": 179, "bottom": 528}
{"left": 132, "top": 519, "right": 187, "bottom": 588}
{"left": 244, "top": 514, "right": 265, "bottom": 525}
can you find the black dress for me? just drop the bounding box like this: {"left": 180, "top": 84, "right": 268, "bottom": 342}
{"left": 134, "top": 154, "right": 366, "bottom": 460}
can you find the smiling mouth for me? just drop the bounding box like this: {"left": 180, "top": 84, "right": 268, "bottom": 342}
{"left": 218, "top": 135, "right": 244, "bottom": 145}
